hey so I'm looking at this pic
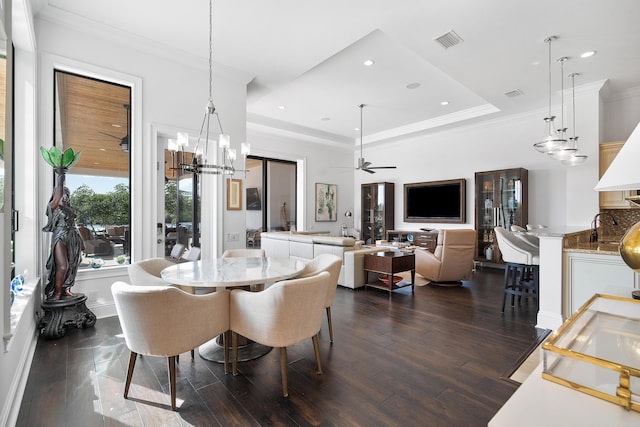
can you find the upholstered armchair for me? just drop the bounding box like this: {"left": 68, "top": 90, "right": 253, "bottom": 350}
{"left": 111, "top": 282, "right": 230, "bottom": 410}
{"left": 414, "top": 229, "right": 476, "bottom": 285}
{"left": 298, "top": 254, "right": 343, "bottom": 342}
{"left": 229, "top": 271, "right": 330, "bottom": 397}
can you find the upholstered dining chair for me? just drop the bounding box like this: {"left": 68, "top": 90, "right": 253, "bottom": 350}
{"left": 221, "top": 248, "right": 266, "bottom": 258}
{"left": 111, "top": 281, "right": 230, "bottom": 410}
{"left": 128, "top": 258, "right": 197, "bottom": 358}
{"left": 222, "top": 248, "right": 266, "bottom": 290}
{"left": 414, "top": 229, "right": 476, "bottom": 285}
{"left": 298, "top": 254, "right": 342, "bottom": 342}
{"left": 128, "top": 257, "right": 195, "bottom": 294}
{"left": 229, "top": 271, "right": 331, "bottom": 397}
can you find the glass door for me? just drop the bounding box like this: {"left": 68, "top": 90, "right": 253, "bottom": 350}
{"left": 245, "top": 155, "right": 296, "bottom": 247}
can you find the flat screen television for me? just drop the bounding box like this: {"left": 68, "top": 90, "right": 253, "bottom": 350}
{"left": 404, "top": 179, "right": 466, "bottom": 223}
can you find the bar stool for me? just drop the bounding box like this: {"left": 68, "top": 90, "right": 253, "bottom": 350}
{"left": 494, "top": 227, "right": 540, "bottom": 312}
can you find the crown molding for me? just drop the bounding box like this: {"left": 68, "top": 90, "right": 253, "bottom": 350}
{"left": 357, "top": 103, "right": 501, "bottom": 145}
{"left": 247, "top": 113, "right": 351, "bottom": 148}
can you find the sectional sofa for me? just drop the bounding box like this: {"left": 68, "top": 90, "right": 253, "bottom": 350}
{"left": 260, "top": 231, "right": 390, "bottom": 288}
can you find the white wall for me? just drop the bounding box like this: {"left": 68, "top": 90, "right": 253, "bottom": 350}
{"left": 247, "top": 129, "right": 354, "bottom": 236}
{"left": 351, "top": 82, "right": 640, "bottom": 233}
{"left": 34, "top": 18, "right": 250, "bottom": 313}
{"left": 603, "top": 87, "right": 640, "bottom": 142}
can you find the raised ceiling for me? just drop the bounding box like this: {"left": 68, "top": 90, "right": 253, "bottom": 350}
{"left": 36, "top": 0, "right": 640, "bottom": 147}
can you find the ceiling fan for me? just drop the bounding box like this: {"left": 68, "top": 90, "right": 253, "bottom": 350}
{"left": 356, "top": 104, "right": 396, "bottom": 174}
{"left": 99, "top": 103, "right": 130, "bottom": 152}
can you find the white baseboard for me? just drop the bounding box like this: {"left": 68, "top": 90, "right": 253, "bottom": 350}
{"left": 88, "top": 300, "right": 117, "bottom": 319}
{"left": 1, "top": 326, "right": 38, "bottom": 427}
{"left": 536, "top": 310, "right": 562, "bottom": 331}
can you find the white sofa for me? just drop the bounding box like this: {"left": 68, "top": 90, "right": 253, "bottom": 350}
{"left": 260, "top": 232, "right": 390, "bottom": 289}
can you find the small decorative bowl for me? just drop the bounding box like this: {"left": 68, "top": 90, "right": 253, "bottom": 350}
{"left": 116, "top": 255, "right": 128, "bottom": 265}
{"left": 90, "top": 258, "right": 105, "bottom": 269}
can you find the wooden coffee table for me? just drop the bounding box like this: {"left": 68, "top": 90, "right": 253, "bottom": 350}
{"left": 363, "top": 251, "right": 415, "bottom": 294}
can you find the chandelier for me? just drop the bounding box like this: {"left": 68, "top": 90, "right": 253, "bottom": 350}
{"left": 169, "top": 0, "right": 249, "bottom": 175}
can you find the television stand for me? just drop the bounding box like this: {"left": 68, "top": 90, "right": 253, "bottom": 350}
{"left": 386, "top": 230, "right": 438, "bottom": 252}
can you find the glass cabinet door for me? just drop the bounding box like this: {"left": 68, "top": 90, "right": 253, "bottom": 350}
{"left": 474, "top": 168, "right": 528, "bottom": 262}
{"left": 497, "top": 170, "right": 524, "bottom": 230}
{"left": 361, "top": 182, "right": 394, "bottom": 245}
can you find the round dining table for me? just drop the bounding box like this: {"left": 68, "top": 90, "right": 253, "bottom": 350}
{"left": 161, "top": 256, "right": 306, "bottom": 362}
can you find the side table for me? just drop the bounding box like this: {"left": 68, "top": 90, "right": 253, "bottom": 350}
{"left": 363, "top": 251, "right": 415, "bottom": 294}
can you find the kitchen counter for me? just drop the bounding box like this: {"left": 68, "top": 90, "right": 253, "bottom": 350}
{"left": 566, "top": 241, "right": 620, "bottom": 255}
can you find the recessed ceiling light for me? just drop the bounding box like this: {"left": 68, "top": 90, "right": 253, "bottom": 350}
{"left": 278, "top": 105, "right": 286, "bottom": 110}
{"left": 581, "top": 50, "right": 597, "bottom": 58}
{"left": 363, "top": 59, "right": 375, "bottom": 66}
{"left": 354, "top": 127, "right": 360, "bottom": 132}
{"left": 441, "top": 101, "right": 449, "bottom": 106}
{"left": 406, "top": 82, "right": 421, "bottom": 89}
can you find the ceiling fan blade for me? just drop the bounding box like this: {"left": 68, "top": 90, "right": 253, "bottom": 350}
{"left": 367, "top": 166, "right": 397, "bottom": 170}
{"left": 99, "top": 131, "right": 121, "bottom": 140}
{"left": 362, "top": 168, "right": 376, "bottom": 174}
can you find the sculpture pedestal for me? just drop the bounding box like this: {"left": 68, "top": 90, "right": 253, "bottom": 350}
{"left": 39, "top": 293, "right": 96, "bottom": 339}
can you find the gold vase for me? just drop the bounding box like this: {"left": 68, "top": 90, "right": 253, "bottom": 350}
{"left": 620, "top": 221, "right": 640, "bottom": 272}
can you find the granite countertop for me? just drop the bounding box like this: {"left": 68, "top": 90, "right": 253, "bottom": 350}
{"left": 531, "top": 227, "right": 623, "bottom": 255}
{"left": 566, "top": 241, "right": 620, "bottom": 255}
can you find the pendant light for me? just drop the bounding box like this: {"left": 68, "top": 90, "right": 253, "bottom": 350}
{"left": 548, "top": 56, "right": 576, "bottom": 160}
{"left": 533, "top": 36, "right": 567, "bottom": 154}
{"left": 562, "top": 72, "right": 588, "bottom": 166}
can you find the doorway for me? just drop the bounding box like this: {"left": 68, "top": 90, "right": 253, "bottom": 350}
{"left": 245, "top": 156, "right": 297, "bottom": 248}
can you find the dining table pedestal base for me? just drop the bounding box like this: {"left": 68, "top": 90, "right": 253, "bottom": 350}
{"left": 199, "top": 334, "right": 272, "bottom": 363}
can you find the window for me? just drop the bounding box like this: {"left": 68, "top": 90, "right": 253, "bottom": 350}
{"left": 53, "top": 70, "right": 131, "bottom": 268}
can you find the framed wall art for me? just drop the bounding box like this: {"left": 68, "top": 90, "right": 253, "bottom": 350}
{"left": 315, "top": 183, "right": 337, "bottom": 222}
{"left": 227, "top": 179, "right": 242, "bottom": 210}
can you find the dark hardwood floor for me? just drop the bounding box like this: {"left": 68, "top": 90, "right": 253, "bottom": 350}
{"left": 16, "top": 266, "right": 542, "bottom": 427}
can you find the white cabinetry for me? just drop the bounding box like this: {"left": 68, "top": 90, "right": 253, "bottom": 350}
{"left": 599, "top": 141, "right": 636, "bottom": 209}
{"left": 564, "top": 251, "right": 639, "bottom": 316}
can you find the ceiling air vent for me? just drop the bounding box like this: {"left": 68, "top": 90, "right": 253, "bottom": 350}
{"left": 504, "top": 89, "right": 524, "bottom": 98}
{"left": 434, "top": 30, "right": 463, "bottom": 49}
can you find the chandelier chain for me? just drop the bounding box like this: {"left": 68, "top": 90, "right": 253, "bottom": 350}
{"left": 209, "top": 0, "right": 213, "bottom": 102}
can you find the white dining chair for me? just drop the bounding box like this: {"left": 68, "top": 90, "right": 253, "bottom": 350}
{"left": 298, "top": 254, "right": 342, "bottom": 342}
{"left": 111, "top": 281, "right": 230, "bottom": 410}
{"left": 221, "top": 248, "right": 265, "bottom": 258}
{"left": 230, "top": 271, "right": 330, "bottom": 397}
{"left": 184, "top": 246, "right": 201, "bottom": 261}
